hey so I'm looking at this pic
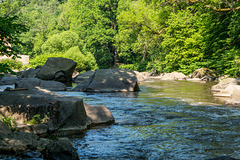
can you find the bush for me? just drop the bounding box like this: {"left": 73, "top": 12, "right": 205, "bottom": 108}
{"left": 0, "top": 59, "right": 23, "bottom": 70}
{"left": 29, "top": 52, "right": 66, "bottom": 68}
{"left": 119, "top": 64, "right": 137, "bottom": 71}
{"left": 30, "top": 46, "right": 98, "bottom": 72}
{"left": 65, "top": 46, "right": 98, "bottom": 72}
{"left": 41, "top": 31, "right": 79, "bottom": 54}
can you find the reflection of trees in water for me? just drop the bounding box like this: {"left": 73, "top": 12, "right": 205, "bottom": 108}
{"left": 140, "top": 80, "right": 223, "bottom": 105}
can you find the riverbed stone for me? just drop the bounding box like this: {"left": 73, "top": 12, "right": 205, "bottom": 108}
{"left": 0, "top": 76, "right": 19, "bottom": 85}
{"left": 0, "top": 132, "right": 39, "bottom": 154}
{"left": 191, "top": 68, "right": 216, "bottom": 81}
{"left": 0, "top": 132, "right": 79, "bottom": 159}
{"left": 134, "top": 71, "right": 151, "bottom": 82}
{"left": 43, "top": 138, "right": 79, "bottom": 160}
{"left": 73, "top": 70, "right": 95, "bottom": 91}
{"left": 84, "top": 68, "right": 140, "bottom": 92}
{"left": 15, "top": 78, "right": 66, "bottom": 91}
{"left": 158, "top": 71, "right": 187, "bottom": 80}
{"left": 36, "top": 57, "right": 77, "bottom": 82}
{"left": 84, "top": 103, "right": 115, "bottom": 125}
{"left": 212, "top": 78, "right": 240, "bottom": 91}
{"left": 20, "top": 68, "right": 40, "bottom": 78}
{"left": 212, "top": 78, "right": 240, "bottom": 105}
{"left": 39, "top": 80, "right": 66, "bottom": 91}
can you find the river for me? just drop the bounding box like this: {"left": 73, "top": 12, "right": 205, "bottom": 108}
{"left": 56, "top": 80, "right": 240, "bottom": 159}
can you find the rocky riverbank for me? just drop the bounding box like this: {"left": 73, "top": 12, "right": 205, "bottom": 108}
{"left": 0, "top": 86, "right": 115, "bottom": 159}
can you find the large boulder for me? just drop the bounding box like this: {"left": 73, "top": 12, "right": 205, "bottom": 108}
{"left": 0, "top": 88, "right": 89, "bottom": 136}
{"left": 73, "top": 70, "right": 95, "bottom": 91}
{"left": 191, "top": 68, "right": 216, "bottom": 81}
{"left": 36, "top": 57, "right": 77, "bottom": 82}
{"left": 82, "top": 68, "right": 140, "bottom": 92}
{"left": 15, "top": 78, "right": 66, "bottom": 91}
{"left": 84, "top": 103, "right": 114, "bottom": 125}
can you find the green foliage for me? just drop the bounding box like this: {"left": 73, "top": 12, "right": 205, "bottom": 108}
{"left": 26, "top": 113, "right": 50, "bottom": 125}
{"left": 161, "top": 10, "right": 206, "bottom": 74}
{"left": 29, "top": 52, "right": 64, "bottom": 68}
{"left": 41, "top": 31, "right": 79, "bottom": 54}
{"left": 2, "top": 0, "right": 240, "bottom": 77}
{"left": 62, "top": 0, "right": 119, "bottom": 68}
{"left": 0, "top": 59, "right": 23, "bottom": 70}
{"left": 65, "top": 46, "right": 98, "bottom": 72}
{"left": 27, "top": 114, "right": 41, "bottom": 125}
{"left": 119, "top": 64, "right": 137, "bottom": 71}
{"left": 1, "top": 116, "right": 17, "bottom": 131}
{"left": 30, "top": 46, "right": 98, "bottom": 72}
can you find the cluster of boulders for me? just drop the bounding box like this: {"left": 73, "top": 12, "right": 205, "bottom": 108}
{"left": 1, "top": 57, "right": 140, "bottom": 93}
{"left": 0, "top": 86, "right": 115, "bottom": 159}
{"left": 1, "top": 57, "right": 140, "bottom": 159}
{"left": 211, "top": 78, "right": 240, "bottom": 105}
{"left": 135, "top": 68, "right": 217, "bottom": 83}
{"left": 0, "top": 124, "right": 79, "bottom": 159}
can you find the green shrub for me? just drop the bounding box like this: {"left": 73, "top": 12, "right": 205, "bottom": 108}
{"left": 29, "top": 52, "right": 66, "bottom": 68}
{"left": 30, "top": 46, "right": 98, "bottom": 72}
{"left": 26, "top": 113, "right": 50, "bottom": 125}
{"left": 119, "top": 64, "right": 137, "bottom": 71}
{"left": 0, "top": 59, "right": 23, "bottom": 70}
{"left": 41, "top": 31, "right": 79, "bottom": 54}
{"left": 65, "top": 46, "right": 98, "bottom": 72}
{"left": 1, "top": 116, "right": 17, "bottom": 131}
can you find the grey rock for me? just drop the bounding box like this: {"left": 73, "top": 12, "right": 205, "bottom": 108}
{"left": 134, "top": 71, "right": 151, "bottom": 82}
{"left": 43, "top": 138, "right": 79, "bottom": 160}
{"left": 15, "top": 77, "right": 41, "bottom": 89}
{"left": 36, "top": 57, "right": 77, "bottom": 82}
{"left": 0, "top": 132, "right": 39, "bottom": 154}
{"left": 159, "top": 71, "right": 187, "bottom": 80}
{"left": 0, "top": 76, "right": 19, "bottom": 85}
{"left": 39, "top": 80, "right": 66, "bottom": 91}
{"left": 20, "top": 68, "right": 40, "bottom": 78}
{"left": 0, "top": 88, "right": 88, "bottom": 136}
{"left": 0, "top": 120, "right": 12, "bottom": 134}
{"left": 84, "top": 103, "right": 115, "bottom": 125}
{"left": 15, "top": 78, "right": 66, "bottom": 91}
{"left": 85, "top": 68, "right": 140, "bottom": 92}
{"left": 73, "top": 70, "right": 95, "bottom": 91}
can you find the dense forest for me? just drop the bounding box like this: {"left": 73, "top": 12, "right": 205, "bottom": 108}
{"left": 1, "top": 0, "right": 240, "bottom": 76}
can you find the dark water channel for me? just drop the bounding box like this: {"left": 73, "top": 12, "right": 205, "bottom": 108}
{"left": 58, "top": 80, "right": 240, "bottom": 160}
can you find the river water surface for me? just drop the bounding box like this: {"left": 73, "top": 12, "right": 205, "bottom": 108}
{"left": 58, "top": 80, "right": 240, "bottom": 160}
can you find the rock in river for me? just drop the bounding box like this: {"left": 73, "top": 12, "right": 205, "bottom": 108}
{"left": 74, "top": 68, "right": 140, "bottom": 92}
{"left": 36, "top": 57, "right": 77, "bottom": 82}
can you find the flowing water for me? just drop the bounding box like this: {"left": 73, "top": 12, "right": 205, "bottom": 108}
{"left": 56, "top": 80, "right": 240, "bottom": 160}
